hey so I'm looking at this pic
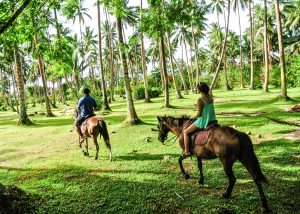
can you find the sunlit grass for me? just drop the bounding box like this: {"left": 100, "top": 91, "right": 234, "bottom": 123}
{"left": 0, "top": 87, "right": 299, "bottom": 213}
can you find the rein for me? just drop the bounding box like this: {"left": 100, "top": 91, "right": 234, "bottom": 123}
{"left": 160, "top": 118, "right": 194, "bottom": 146}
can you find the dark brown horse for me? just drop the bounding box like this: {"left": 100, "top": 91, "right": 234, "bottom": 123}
{"left": 75, "top": 109, "right": 112, "bottom": 161}
{"left": 157, "top": 116, "right": 270, "bottom": 213}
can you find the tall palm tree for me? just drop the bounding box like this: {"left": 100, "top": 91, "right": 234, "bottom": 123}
{"left": 14, "top": 49, "right": 32, "bottom": 125}
{"left": 116, "top": 16, "right": 140, "bottom": 124}
{"left": 140, "top": 0, "right": 151, "bottom": 103}
{"left": 232, "top": 0, "right": 246, "bottom": 88}
{"left": 248, "top": 0, "right": 254, "bottom": 89}
{"left": 274, "top": 0, "right": 287, "bottom": 98}
{"left": 263, "top": 0, "right": 269, "bottom": 92}
{"left": 210, "top": 0, "right": 231, "bottom": 92}
{"left": 166, "top": 32, "right": 182, "bottom": 99}
{"left": 97, "top": 0, "right": 111, "bottom": 111}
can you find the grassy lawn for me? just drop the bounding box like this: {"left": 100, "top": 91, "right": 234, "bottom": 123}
{"left": 0, "top": 88, "right": 299, "bottom": 213}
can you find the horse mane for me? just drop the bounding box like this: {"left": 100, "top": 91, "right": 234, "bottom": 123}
{"left": 161, "top": 115, "right": 191, "bottom": 128}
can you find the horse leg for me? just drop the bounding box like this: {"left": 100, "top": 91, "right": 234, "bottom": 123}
{"left": 178, "top": 155, "right": 190, "bottom": 180}
{"left": 220, "top": 159, "right": 236, "bottom": 198}
{"left": 197, "top": 157, "right": 204, "bottom": 184}
{"left": 93, "top": 135, "right": 99, "bottom": 160}
{"left": 84, "top": 139, "right": 89, "bottom": 156}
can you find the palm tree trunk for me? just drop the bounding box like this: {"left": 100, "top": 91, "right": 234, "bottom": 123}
{"left": 174, "top": 57, "right": 188, "bottom": 95}
{"left": 263, "top": 0, "right": 269, "bottom": 92}
{"left": 52, "top": 80, "right": 56, "bottom": 107}
{"left": 97, "top": 0, "right": 111, "bottom": 111}
{"left": 1, "top": 69, "right": 7, "bottom": 110}
{"left": 12, "top": 70, "right": 19, "bottom": 113}
{"left": 116, "top": 17, "right": 140, "bottom": 124}
{"left": 159, "top": 43, "right": 165, "bottom": 90}
{"left": 180, "top": 44, "right": 188, "bottom": 95}
{"left": 237, "top": 3, "right": 244, "bottom": 88}
{"left": 105, "top": 8, "right": 115, "bottom": 102}
{"left": 34, "top": 35, "right": 54, "bottom": 117}
{"left": 166, "top": 32, "right": 182, "bottom": 99}
{"left": 249, "top": 0, "right": 254, "bottom": 89}
{"left": 14, "top": 49, "right": 32, "bottom": 125}
{"left": 210, "top": 0, "right": 231, "bottom": 92}
{"left": 274, "top": 0, "right": 287, "bottom": 98}
{"left": 64, "top": 74, "right": 79, "bottom": 99}
{"left": 140, "top": 0, "right": 150, "bottom": 103}
{"left": 191, "top": 24, "right": 200, "bottom": 86}
{"left": 159, "top": 36, "right": 170, "bottom": 108}
{"left": 184, "top": 40, "right": 193, "bottom": 93}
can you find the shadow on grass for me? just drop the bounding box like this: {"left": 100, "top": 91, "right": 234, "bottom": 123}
{"left": 117, "top": 153, "right": 178, "bottom": 161}
{"left": 1, "top": 159, "right": 299, "bottom": 214}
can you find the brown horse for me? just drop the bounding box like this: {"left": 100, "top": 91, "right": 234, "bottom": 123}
{"left": 75, "top": 109, "right": 112, "bottom": 161}
{"left": 157, "top": 116, "right": 270, "bottom": 213}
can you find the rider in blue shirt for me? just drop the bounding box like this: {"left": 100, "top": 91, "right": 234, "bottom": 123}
{"left": 75, "top": 87, "right": 97, "bottom": 138}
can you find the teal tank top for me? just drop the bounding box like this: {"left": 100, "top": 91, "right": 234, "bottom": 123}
{"left": 193, "top": 97, "right": 216, "bottom": 129}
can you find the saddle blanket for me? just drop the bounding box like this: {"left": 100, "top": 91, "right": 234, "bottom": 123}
{"left": 192, "top": 129, "right": 213, "bottom": 146}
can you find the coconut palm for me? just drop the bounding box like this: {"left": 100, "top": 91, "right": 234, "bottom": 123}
{"left": 97, "top": 0, "right": 111, "bottom": 111}
{"left": 274, "top": 0, "right": 287, "bottom": 98}
{"left": 232, "top": 0, "right": 247, "bottom": 88}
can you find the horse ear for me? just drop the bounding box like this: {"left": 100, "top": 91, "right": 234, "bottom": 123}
{"left": 157, "top": 116, "right": 161, "bottom": 121}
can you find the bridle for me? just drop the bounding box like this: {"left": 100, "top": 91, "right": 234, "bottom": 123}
{"left": 158, "top": 118, "right": 194, "bottom": 146}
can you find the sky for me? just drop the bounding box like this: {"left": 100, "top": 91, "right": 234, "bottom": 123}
{"left": 63, "top": 0, "right": 252, "bottom": 66}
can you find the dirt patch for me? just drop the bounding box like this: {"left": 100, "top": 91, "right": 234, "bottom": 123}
{"left": 284, "top": 129, "right": 300, "bottom": 141}
{"left": 0, "top": 183, "right": 35, "bottom": 214}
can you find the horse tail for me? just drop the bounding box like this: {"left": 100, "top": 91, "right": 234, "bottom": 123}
{"left": 98, "top": 118, "right": 112, "bottom": 161}
{"left": 237, "top": 132, "right": 268, "bottom": 184}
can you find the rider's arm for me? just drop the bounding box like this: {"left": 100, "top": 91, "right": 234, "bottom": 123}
{"left": 77, "top": 98, "right": 83, "bottom": 109}
{"left": 93, "top": 98, "right": 97, "bottom": 109}
{"left": 193, "top": 98, "right": 204, "bottom": 119}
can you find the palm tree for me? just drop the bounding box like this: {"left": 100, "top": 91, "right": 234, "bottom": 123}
{"left": 210, "top": 0, "right": 231, "bottom": 92}
{"left": 248, "top": 0, "right": 254, "bottom": 89}
{"left": 140, "top": 0, "right": 151, "bottom": 103}
{"left": 14, "top": 49, "right": 32, "bottom": 125}
{"left": 263, "top": 0, "right": 269, "bottom": 92}
{"left": 116, "top": 16, "right": 140, "bottom": 124}
{"left": 97, "top": 0, "right": 111, "bottom": 111}
{"left": 166, "top": 32, "right": 182, "bottom": 99}
{"left": 274, "top": 0, "right": 287, "bottom": 98}
{"left": 232, "top": 0, "right": 246, "bottom": 88}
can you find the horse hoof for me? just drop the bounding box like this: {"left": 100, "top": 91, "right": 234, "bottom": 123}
{"left": 94, "top": 157, "right": 98, "bottom": 160}
{"left": 222, "top": 192, "right": 231, "bottom": 199}
{"left": 183, "top": 174, "right": 190, "bottom": 180}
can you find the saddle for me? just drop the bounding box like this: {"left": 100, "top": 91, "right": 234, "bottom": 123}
{"left": 189, "top": 120, "right": 219, "bottom": 150}
{"left": 82, "top": 114, "right": 95, "bottom": 126}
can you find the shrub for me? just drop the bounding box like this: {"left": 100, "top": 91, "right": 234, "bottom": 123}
{"left": 133, "top": 86, "right": 162, "bottom": 100}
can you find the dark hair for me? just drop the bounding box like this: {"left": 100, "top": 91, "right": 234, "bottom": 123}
{"left": 196, "top": 82, "right": 210, "bottom": 95}
{"left": 83, "top": 87, "right": 90, "bottom": 95}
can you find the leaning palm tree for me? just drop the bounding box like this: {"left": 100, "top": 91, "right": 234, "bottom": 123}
{"left": 210, "top": 0, "right": 231, "bottom": 92}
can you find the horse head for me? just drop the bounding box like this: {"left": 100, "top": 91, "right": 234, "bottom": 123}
{"left": 156, "top": 116, "right": 170, "bottom": 143}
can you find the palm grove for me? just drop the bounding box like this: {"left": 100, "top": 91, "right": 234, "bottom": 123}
{"left": 0, "top": 0, "right": 299, "bottom": 125}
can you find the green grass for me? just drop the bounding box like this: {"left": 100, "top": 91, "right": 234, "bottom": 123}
{"left": 0, "top": 88, "right": 300, "bottom": 213}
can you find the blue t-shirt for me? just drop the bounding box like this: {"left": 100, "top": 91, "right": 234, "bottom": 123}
{"left": 77, "top": 95, "right": 97, "bottom": 117}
